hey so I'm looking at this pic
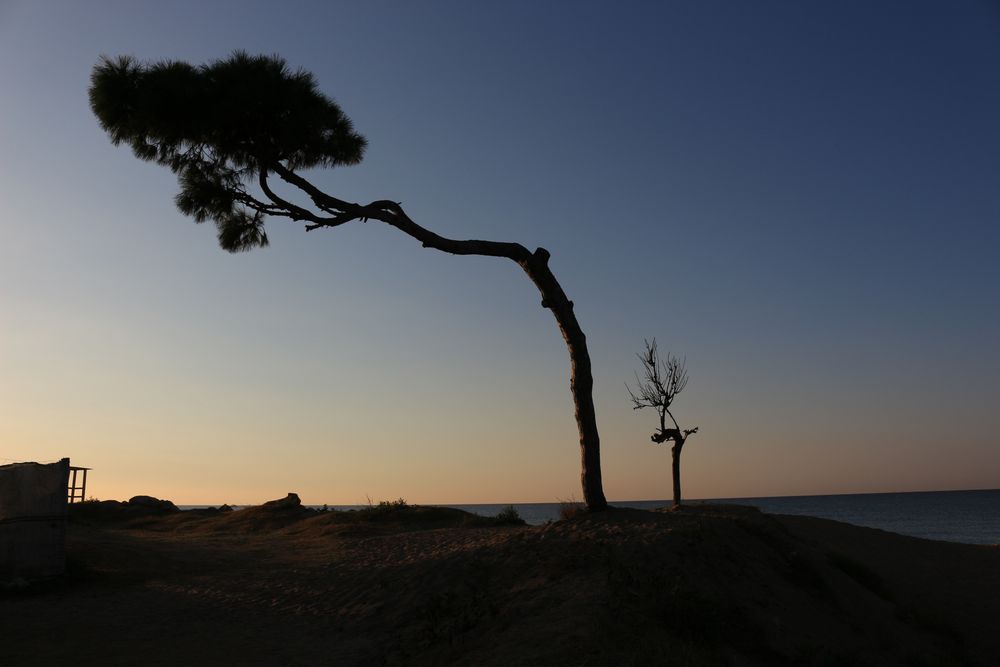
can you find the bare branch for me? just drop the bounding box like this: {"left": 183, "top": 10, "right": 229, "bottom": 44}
{"left": 627, "top": 337, "right": 693, "bottom": 443}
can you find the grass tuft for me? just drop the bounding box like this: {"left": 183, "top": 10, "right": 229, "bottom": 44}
{"left": 558, "top": 498, "right": 586, "bottom": 521}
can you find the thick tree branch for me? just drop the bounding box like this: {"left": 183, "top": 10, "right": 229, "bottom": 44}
{"left": 366, "top": 203, "right": 533, "bottom": 262}
{"left": 257, "top": 169, "right": 343, "bottom": 226}
{"left": 271, "top": 164, "right": 535, "bottom": 262}
{"left": 270, "top": 162, "right": 359, "bottom": 214}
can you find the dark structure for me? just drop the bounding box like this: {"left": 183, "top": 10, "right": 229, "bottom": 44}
{"left": 88, "top": 52, "right": 607, "bottom": 510}
{"left": 0, "top": 458, "right": 71, "bottom": 580}
{"left": 627, "top": 339, "right": 699, "bottom": 507}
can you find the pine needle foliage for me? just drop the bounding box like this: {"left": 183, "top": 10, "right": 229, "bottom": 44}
{"left": 89, "top": 51, "right": 366, "bottom": 252}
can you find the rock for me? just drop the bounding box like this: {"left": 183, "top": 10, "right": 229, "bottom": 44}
{"left": 218, "top": 504, "right": 234, "bottom": 513}
{"left": 261, "top": 493, "right": 301, "bottom": 511}
{"left": 127, "top": 495, "right": 179, "bottom": 513}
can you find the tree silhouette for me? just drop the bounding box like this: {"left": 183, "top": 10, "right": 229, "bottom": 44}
{"left": 89, "top": 52, "right": 607, "bottom": 510}
{"left": 627, "top": 339, "right": 698, "bottom": 507}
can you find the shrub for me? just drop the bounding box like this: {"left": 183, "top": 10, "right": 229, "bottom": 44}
{"left": 495, "top": 505, "right": 526, "bottom": 525}
{"left": 378, "top": 498, "right": 408, "bottom": 510}
{"left": 357, "top": 497, "right": 410, "bottom": 518}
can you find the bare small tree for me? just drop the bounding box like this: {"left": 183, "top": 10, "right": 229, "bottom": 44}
{"left": 627, "top": 339, "right": 699, "bottom": 507}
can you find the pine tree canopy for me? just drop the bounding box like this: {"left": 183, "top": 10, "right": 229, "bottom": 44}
{"left": 89, "top": 51, "right": 367, "bottom": 251}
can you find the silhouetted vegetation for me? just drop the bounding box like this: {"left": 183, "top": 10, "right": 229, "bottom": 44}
{"left": 494, "top": 505, "right": 526, "bottom": 525}
{"left": 558, "top": 498, "right": 586, "bottom": 521}
{"left": 372, "top": 497, "right": 409, "bottom": 511}
{"left": 88, "top": 52, "right": 607, "bottom": 510}
{"left": 627, "top": 338, "right": 699, "bottom": 507}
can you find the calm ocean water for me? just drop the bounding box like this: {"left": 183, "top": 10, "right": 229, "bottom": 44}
{"left": 185, "top": 489, "right": 1000, "bottom": 545}
{"left": 438, "top": 489, "right": 1000, "bottom": 545}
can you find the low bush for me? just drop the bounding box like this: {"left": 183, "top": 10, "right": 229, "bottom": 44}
{"left": 494, "top": 505, "right": 526, "bottom": 525}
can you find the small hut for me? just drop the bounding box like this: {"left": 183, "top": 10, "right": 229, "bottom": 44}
{"left": 0, "top": 458, "right": 71, "bottom": 581}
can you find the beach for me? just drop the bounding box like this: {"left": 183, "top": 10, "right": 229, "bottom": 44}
{"left": 2, "top": 495, "right": 998, "bottom": 666}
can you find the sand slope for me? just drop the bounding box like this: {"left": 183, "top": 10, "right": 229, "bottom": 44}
{"left": 2, "top": 498, "right": 997, "bottom": 666}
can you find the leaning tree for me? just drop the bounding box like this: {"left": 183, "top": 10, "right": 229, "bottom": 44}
{"left": 627, "top": 339, "right": 698, "bottom": 507}
{"left": 89, "top": 52, "right": 607, "bottom": 510}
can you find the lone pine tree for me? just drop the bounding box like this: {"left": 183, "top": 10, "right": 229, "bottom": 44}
{"left": 89, "top": 52, "right": 607, "bottom": 510}
{"left": 627, "top": 339, "right": 698, "bottom": 507}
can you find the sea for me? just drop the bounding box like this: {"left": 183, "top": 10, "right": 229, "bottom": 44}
{"left": 437, "top": 489, "right": 1000, "bottom": 545}
{"left": 187, "top": 489, "right": 1000, "bottom": 546}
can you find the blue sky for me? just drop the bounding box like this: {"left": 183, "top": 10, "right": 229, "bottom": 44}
{"left": 1, "top": 1, "right": 997, "bottom": 503}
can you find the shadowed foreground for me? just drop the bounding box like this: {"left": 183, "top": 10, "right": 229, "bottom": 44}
{"left": 2, "top": 497, "right": 997, "bottom": 666}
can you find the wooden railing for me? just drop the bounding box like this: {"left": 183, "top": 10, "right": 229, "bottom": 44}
{"left": 68, "top": 466, "right": 90, "bottom": 504}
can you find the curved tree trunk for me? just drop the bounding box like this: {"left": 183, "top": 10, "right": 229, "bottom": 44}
{"left": 520, "top": 249, "right": 607, "bottom": 511}
{"left": 271, "top": 172, "right": 610, "bottom": 511}
{"left": 373, "top": 210, "right": 609, "bottom": 511}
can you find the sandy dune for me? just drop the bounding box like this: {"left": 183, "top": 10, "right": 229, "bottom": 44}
{"left": 2, "top": 497, "right": 997, "bottom": 666}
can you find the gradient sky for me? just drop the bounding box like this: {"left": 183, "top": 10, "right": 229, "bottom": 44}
{"left": 1, "top": 1, "right": 998, "bottom": 504}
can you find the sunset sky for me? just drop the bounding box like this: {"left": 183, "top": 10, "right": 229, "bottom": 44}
{"left": 1, "top": 1, "right": 998, "bottom": 505}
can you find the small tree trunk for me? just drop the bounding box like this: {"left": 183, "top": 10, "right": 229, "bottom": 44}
{"left": 671, "top": 439, "right": 684, "bottom": 507}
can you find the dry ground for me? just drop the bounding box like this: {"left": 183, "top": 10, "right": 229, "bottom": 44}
{"left": 2, "top": 497, "right": 998, "bottom": 666}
